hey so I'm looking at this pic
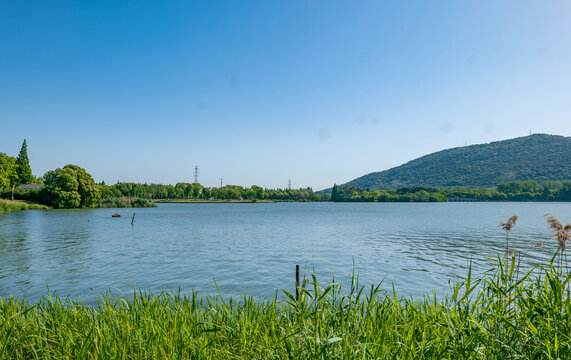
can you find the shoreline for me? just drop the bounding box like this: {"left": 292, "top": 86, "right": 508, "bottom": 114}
{"left": 154, "top": 199, "right": 273, "bottom": 204}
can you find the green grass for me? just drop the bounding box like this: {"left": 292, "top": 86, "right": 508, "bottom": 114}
{"left": 0, "top": 199, "right": 49, "bottom": 215}
{"left": 1, "top": 258, "right": 570, "bottom": 359}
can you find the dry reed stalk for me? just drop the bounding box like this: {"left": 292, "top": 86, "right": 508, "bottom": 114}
{"left": 499, "top": 215, "right": 518, "bottom": 257}
{"left": 499, "top": 215, "right": 519, "bottom": 232}
{"left": 545, "top": 214, "right": 571, "bottom": 272}
{"left": 505, "top": 248, "right": 517, "bottom": 257}
{"left": 545, "top": 215, "right": 571, "bottom": 253}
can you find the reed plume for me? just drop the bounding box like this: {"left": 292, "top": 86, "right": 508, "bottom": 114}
{"left": 505, "top": 248, "right": 517, "bottom": 257}
{"left": 499, "top": 215, "right": 518, "bottom": 255}
{"left": 499, "top": 215, "right": 518, "bottom": 232}
{"left": 545, "top": 215, "right": 571, "bottom": 252}
{"left": 545, "top": 214, "right": 571, "bottom": 272}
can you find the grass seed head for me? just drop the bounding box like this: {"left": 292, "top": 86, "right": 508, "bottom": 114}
{"left": 499, "top": 215, "right": 518, "bottom": 232}
{"left": 545, "top": 214, "right": 570, "bottom": 253}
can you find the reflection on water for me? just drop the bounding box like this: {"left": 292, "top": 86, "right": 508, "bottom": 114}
{"left": 39, "top": 210, "right": 94, "bottom": 276}
{"left": 0, "top": 202, "right": 568, "bottom": 304}
{"left": 0, "top": 212, "right": 32, "bottom": 281}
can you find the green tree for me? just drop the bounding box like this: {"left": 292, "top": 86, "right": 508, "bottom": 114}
{"left": 331, "top": 184, "right": 339, "bottom": 202}
{"left": 244, "top": 188, "right": 256, "bottom": 200}
{"left": 42, "top": 164, "right": 100, "bottom": 208}
{"left": 16, "top": 139, "right": 34, "bottom": 185}
{"left": 98, "top": 184, "right": 121, "bottom": 198}
{"left": 250, "top": 185, "right": 264, "bottom": 199}
{"left": 42, "top": 167, "right": 81, "bottom": 208}
{"left": 416, "top": 190, "right": 430, "bottom": 202}
{"left": 190, "top": 183, "right": 203, "bottom": 198}
{"left": 0, "top": 153, "right": 18, "bottom": 195}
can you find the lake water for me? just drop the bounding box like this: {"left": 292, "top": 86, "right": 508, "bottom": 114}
{"left": 1, "top": 202, "right": 569, "bottom": 303}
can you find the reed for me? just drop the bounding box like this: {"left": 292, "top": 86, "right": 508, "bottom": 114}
{"left": 545, "top": 214, "right": 571, "bottom": 273}
{"left": 499, "top": 215, "right": 518, "bottom": 255}
{"left": 1, "top": 258, "right": 570, "bottom": 359}
{"left": 0, "top": 199, "right": 49, "bottom": 215}
{"left": 2, "top": 215, "right": 571, "bottom": 358}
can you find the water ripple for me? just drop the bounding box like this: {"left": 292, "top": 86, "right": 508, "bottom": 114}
{"left": 0, "top": 202, "right": 569, "bottom": 303}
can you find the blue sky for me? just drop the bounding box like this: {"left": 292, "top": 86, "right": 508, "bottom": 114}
{"left": 1, "top": 1, "right": 570, "bottom": 190}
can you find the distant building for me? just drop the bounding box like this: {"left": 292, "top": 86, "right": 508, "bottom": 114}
{"left": 18, "top": 184, "right": 43, "bottom": 190}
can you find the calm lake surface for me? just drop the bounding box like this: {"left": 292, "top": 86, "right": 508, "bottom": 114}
{"left": 1, "top": 202, "right": 569, "bottom": 303}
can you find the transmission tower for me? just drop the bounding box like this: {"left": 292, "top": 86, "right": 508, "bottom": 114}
{"left": 288, "top": 179, "right": 292, "bottom": 190}
{"left": 194, "top": 166, "right": 199, "bottom": 183}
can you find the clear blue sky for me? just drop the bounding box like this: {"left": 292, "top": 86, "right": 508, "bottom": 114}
{"left": 1, "top": 1, "right": 570, "bottom": 190}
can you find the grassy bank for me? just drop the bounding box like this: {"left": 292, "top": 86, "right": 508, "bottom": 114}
{"left": 1, "top": 260, "right": 570, "bottom": 359}
{"left": 0, "top": 199, "right": 49, "bottom": 215}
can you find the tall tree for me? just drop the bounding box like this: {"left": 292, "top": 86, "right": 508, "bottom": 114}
{"left": 331, "top": 184, "right": 339, "bottom": 202}
{"left": 0, "top": 153, "right": 18, "bottom": 199}
{"left": 16, "top": 139, "right": 34, "bottom": 185}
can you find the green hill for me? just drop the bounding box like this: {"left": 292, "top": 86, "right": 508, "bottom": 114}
{"left": 342, "top": 134, "right": 571, "bottom": 190}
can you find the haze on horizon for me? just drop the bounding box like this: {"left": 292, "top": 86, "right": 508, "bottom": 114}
{"left": 1, "top": 1, "right": 570, "bottom": 190}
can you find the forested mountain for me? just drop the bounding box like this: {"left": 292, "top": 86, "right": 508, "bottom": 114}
{"left": 341, "top": 134, "right": 571, "bottom": 190}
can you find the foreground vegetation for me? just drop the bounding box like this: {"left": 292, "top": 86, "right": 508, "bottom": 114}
{"left": 0, "top": 259, "right": 570, "bottom": 359}
{"left": 0, "top": 199, "right": 49, "bottom": 215}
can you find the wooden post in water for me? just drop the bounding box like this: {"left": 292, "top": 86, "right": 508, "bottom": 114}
{"left": 131, "top": 212, "right": 136, "bottom": 226}
{"left": 296, "top": 264, "right": 300, "bottom": 301}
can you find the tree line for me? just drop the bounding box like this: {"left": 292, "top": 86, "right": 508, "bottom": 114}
{"left": 99, "top": 182, "right": 327, "bottom": 202}
{"left": 1, "top": 140, "right": 328, "bottom": 208}
{"left": 1, "top": 141, "right": 113, "bottom": 208}
{"left": 3, "top": 140, "right": 571, "bottom": 208}
{"left": 331, "top": 184, "right": 447, "bottom": 202}
{"left": 0, "top": 161, "right": 102, "bottom": 209}
{"left": 329, "top": 180, "right": 571, "bottom": 202}
{"left": 441, "top": 181, "right": 571, "bottom": 201}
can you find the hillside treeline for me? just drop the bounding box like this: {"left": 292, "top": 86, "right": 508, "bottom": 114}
{"left": 346, "top": 134, "right": 571, "bottom": 189}
{"left": 330, "top": 180, "right": 571, "bottom": 202}
{"left": 331, "top": 184, "right": 447, "bottom": 202}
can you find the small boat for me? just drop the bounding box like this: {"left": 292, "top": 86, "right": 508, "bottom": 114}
{"left": 112, "top": 213, "right": 121, "bottom": 218}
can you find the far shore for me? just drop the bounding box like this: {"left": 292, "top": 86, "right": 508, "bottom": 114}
{"left": 153, "top": 199, "right": 273, "bottom": 204}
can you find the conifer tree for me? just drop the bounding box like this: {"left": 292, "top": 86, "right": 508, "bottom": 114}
{"left": 16, "top": 139, "right": 34, "bottom": 185}
{"left": 331, "top": 184, "right": 339, "bottom": 202}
